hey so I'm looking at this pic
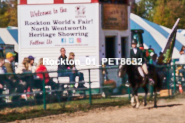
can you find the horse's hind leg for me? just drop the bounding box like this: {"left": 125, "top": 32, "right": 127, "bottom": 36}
{"left": 143, "top": 86, "right": 148, "bottom": 106}
{"left": 131, "top": 88, "right": 136, "bottom": 107}
{"left": 154, "top": 88, "right": 157, "bottom": 108}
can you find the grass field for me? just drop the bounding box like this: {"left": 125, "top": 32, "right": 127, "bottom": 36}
{"left": 0, "top": 93, "right": 182, "bottom": 123}
{"left": 0, "top": 97, "right": 131, "bottom": 122}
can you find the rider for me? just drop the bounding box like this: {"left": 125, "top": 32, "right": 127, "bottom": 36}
{"left": 130, "top": 39, "right": 154, "bottom": 85}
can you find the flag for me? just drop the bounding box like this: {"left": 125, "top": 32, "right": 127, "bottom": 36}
{"left": 162, "top": 18, "right": 180, "bottom": 64}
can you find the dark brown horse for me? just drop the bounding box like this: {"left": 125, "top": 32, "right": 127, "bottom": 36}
{"left": 118, "top": 64, "right": 162, "bottom": 108}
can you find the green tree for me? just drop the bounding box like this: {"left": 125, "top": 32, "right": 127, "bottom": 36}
{"left": 0, "top": 0, "right": 17, "bottom": 27}
{"left": 153, "top": 0, "right": 185, "bottom": 28}
{"left": 133, "top": 0, "right": 157, "bottom": 21}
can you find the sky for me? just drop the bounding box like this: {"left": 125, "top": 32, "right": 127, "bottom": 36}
{"left": 135, "top": 0, "right": 140, "bottom": 3}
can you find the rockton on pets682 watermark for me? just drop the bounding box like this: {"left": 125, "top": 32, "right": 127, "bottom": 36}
{"left": 43, "top": 58, "right": 142, "bottom": 66}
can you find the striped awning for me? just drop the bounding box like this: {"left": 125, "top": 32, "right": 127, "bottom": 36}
{"left": 131, "top": 13, "right": 185, "bottom": 59}
{"left": 0, "top": 28, "right": 18, "bottom": 52}
{"left": 177, "top": 29, "right": 185, "bottom": 36}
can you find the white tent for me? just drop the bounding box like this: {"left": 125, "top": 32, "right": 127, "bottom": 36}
{"left": 131, "top": 13, "right": 184, "bottom": 59}
{"left": 0, "top": 28, "right": 18, "bottom": 52}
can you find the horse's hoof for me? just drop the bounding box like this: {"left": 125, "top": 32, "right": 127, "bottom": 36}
{"left": 143, "top": 102, "right": 147, "bottom": 106}
{"left": 136, "top": 103, "right": 140, "bottom": 108}
{"left": 131, "top": 102, "right": 136, "bottom": 107}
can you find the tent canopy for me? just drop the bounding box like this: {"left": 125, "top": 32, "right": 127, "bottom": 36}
{"left": 131, "top": 13, "right": 184, "bottom": 59}
{"left": 0, "top": 28, "right": 18, "bottom": 52}
{"left": 0, "top": 14, "right": 184, "bottom": 58}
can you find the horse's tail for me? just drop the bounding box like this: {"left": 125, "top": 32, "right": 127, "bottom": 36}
{"left": 148, "top": 64, "right": 162, "bottom": 91}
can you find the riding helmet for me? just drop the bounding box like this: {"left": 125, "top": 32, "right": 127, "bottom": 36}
{"left": 131, "top": 39, "right": 137, "bottom": 44}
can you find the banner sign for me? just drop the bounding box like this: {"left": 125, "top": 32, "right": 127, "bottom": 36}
{"left": 102, "top": 4, "right": 128, "bottom": 30}
{"left": 18, "top": 4, "right": 99, "bottom": 48}
{"left": 163, "top": 18, "right": 180, "bottom": 64}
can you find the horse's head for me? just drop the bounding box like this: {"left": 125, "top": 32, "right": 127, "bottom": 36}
{"left": 118, "top": 64, "right": 127, "bottom": 78}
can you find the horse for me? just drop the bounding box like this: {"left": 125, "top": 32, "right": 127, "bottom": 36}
{"left": 118, "top": 64, "right": 162, "bottom": 108}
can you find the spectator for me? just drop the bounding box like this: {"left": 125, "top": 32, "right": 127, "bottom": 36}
{"left": 0, "top": 58, "right": 6, "bottom": 103}
{"left": 180, "top": 45, "right": 185, "bottom": 55}
{"left": 14, "top": 51, "right": 18, "bottom": 62}
{"left": 157, "top": 52, "right": 164, "bottom": 65}
{"left": 3, "top": 54, "right": 27, "bottom": 101}
{"left": 152, "top": 54, "right": 157, "bottom": 66}
{"left": 16, "top": 58, "right": 31, "bottom": 74}
{"left": 0, "top": 57, "right": 6, "bottom": 74}
{"left": 28, "top": 55, "right": 36, "bottom": 73}
{"left": 35, "top": 58, "right": 57, "bottom": 90}
{"left": 36, "top": 58, "right": 50, "bottom": 84}
{"left": 3, "top": 52, "right": 17, "bottom": 92}
{"left": 68, "top": 52, "right": 86, "bottom": 88}
{"left": 178, "top": 46, "right": 185, "bottom": 80}
{"left": 179, "top": 45, "right": 185, "bottom": 63}
{"left": 58, "top": 48, "right": 75, "bottom": 88}
{"left": 4, "top": 52, "right": 16, "bottom": 73}
{"left": 16, "top": 58, "right": 33, "bottom": 94}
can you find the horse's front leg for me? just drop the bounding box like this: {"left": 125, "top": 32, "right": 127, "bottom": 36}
{"left": 131, "top": 88, "right": 136, "bottom": 107}
{"left": 143, "top": 86, "right": 148, "bottom": 106}
{"left": 134, "top": 87, "right": 140, "bottom": 108}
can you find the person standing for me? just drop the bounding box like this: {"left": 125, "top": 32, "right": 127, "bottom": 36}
{"left": 178, "top": 46, "right": 185, "bottom": 80}
{"left": 58, "top": 48, "right": 76, "bottom": 88}
{"left": 4, "top": 52, "right": 16, "bottom": 73}
{"left": 179, "top": 46, "right": 185, "bottom": 63}
{"left": 0, "top": 58, "right": 6, "bottom": 103}
{"left": 152, "top": 54, "right": 157, "bottom": 66}
{"left": 4, "top": 52, "right": 25, "bottom": 101}
{"left": 157, "top": 52, "right": 165, "bottom": 65}
{"left": 4, "top": 52, "right": 17, "bottom": 88}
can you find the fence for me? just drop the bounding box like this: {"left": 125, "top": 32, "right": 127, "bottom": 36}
{"left": 0, "top": 60, "right": 184, "bottom": 111}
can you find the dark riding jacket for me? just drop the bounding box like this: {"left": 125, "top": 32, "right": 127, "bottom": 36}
{"left": 57, "top": 55, "right": 69, "bottom": 71}
{"left": 130, "top": 48, "right": 145, "bottom": 64}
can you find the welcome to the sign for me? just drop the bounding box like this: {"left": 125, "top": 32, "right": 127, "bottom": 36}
{"left": 18, "top": 4, "right": 99, "bottom": 48}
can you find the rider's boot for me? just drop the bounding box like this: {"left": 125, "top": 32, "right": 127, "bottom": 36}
{"left": 142, "top": 76, "right": 147, "bottom": 86}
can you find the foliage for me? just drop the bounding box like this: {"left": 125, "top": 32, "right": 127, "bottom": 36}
{"left": 132, "top": 0, "right": 157, "bottom": 21}
{"left": 133, "top": 0, "right": 185, "bottom": 28}
{"left": 0, "top": 0, "right": 17, "bottom": 27}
